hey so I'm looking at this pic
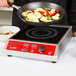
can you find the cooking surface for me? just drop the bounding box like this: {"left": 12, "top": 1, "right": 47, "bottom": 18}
{"left": 11, "top": 25, "right": 68, "bottom": 44}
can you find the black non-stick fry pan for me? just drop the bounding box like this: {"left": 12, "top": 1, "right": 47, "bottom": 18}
{"left": 8, "top": 1, "right": 65, "bottom": 26}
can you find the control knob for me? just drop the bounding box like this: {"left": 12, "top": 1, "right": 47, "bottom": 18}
{"left": 39, "top": 46, "right": 46, "bottom": 53}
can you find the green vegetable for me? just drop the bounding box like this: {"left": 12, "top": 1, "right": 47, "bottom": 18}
{"left": 46, "top": 16, "right": 51, "bottom": 20}
{"left": 44, "top": 8, "right": 51, "bottom": 11}
{"left": 21, "top": 15, "right": 29, "bottom": 20}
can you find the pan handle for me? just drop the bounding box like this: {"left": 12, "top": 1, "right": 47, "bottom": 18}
{"left": 7, "top": 1, "right": 20, "bottom": 10}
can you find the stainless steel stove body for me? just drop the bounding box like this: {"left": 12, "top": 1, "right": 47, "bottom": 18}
{"left": 3, "top": 25, "right": 72, "bottom": 63}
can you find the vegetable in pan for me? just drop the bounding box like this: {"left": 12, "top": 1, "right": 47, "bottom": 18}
{"left": 21, "top": 8, "right": 60, "bottom": 22}
{"left": 0, "top": 32, "right": 14, "bottom": 35}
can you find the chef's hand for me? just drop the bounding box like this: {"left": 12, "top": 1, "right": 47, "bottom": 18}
{"left": 0, "top": 0, "right": 14, "bottom": 7}
{"left": 73, "top": 32, "right": 76, "bottom": 37}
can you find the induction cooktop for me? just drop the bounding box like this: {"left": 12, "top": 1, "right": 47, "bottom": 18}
{"left": 11, "top": 25, "right": 69, "bottom": 44}
{"left": 3, "top": 25, "right": 72, "bottom": 63}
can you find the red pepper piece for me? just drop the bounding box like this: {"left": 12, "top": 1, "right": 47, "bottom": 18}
{"left": 24, "top": 11, "right": 26, "bottom": 13}
{"left": 32, "top": 11, "right": 35, "bottom": 14}
{"left": 56, "top": 10, "right": 60, "bottom": 13}
{"left": 38, "top": 11, "right": 45, "bottom": 15}
{"left": 50, "top": 12, "right": 57, "bottom": 17}
{"left": 4, "top": 32, "right": 9, "bottom": 35}
{"left": 50, "top": 10, "right": 60, "bottom": 17}
{"left": 27, "top": 12, "right": 31, "bottom": 14}
{"left": 45, "top": 10, "right": 51, "bottom": 16}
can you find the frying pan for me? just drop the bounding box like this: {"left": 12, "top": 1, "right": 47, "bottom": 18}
{"left": 8, "top": 1, "right": 65, "bottom": 26}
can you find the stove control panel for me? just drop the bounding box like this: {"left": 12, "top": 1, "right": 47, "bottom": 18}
{"left": 6, "top": 40, "right": 56, "bottom": 56}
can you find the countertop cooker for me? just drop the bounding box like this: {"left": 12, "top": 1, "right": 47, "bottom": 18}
{"left": 3, "top": 25, "right": 72, "bottom": 63}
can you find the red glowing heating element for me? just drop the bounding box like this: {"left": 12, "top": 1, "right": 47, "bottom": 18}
{"left": 6, "top": 40, "right": 56, "bottom": 56}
